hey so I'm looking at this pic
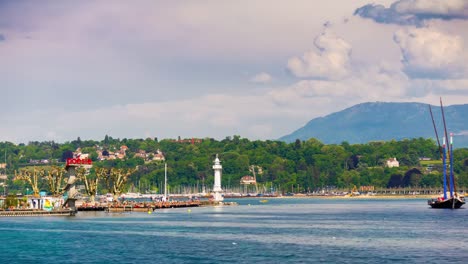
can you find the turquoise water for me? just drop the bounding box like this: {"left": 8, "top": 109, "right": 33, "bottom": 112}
{"left": 0, "top": 198, "right": 467, "bottom": 263}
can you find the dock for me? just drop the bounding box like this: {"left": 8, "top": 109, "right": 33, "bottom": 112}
{"left": 75, "top": 199, "right": 238, "bottom": 213}
{"left": 0, "top": 209, "right": 76, "bottom": 217}
{"left": 79, "top": 200, "right": 204, "bottom": 212}
{"left": 0, "top": 200, "right": 237, "bottom": 215}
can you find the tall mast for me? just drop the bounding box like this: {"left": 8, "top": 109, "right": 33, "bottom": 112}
{"left": 449, "top": 133, "right": 456, "bottom": 196}
{"left": 442, "top": 137, "right": 448, "bottom": 200}
{"left": 440, "top": 98, "right": 451, "bottom": 192}
{"left": 164, "top": 163, "right": 167, "bottom": 200}
{"left": 428, "top": 105, "right": 442, "bottom": 160}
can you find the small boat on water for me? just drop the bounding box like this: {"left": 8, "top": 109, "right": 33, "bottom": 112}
{"left": 427, "top": 99, "right": 465, "bottom": 209}
{"left": 428, "top": 195, "right": 465, "bottom": 209}
{"left": 427, "top": 134, "right": 466, "bottom": 209}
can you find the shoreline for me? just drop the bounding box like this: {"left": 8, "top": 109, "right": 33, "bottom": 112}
{"left": 233, "top": 194, "right": 441, "bottom": 200}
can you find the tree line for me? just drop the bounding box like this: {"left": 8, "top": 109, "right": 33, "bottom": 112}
{"left": 1, "top": 135, "right": 468, "bottom": 195}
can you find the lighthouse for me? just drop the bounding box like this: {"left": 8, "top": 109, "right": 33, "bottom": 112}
{"left": 212, "top": 154, "right": 224, "bottom": 202}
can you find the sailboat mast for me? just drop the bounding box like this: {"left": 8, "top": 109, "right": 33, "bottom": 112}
{"left": 427, "top": 99, "right": 465, "bottom": 209}
{"left": 428, "top": 105, "right": 443, "bottom": 160}
{"left": 442, "top": 137, "right": 448, "bottom": 200}
{"left": 164, "top": 163, "right": 167, "bottom": 200}
{"left": 450, "top": 133, "right": 456, "bottom": 196}
{"left": 440, "top": 98, "right": 451, "bottom": 192}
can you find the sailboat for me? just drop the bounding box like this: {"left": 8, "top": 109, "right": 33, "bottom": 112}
{"left": 427, "top": 99, "right": 465, "bottom": 209}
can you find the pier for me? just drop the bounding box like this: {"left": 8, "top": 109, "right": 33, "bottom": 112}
{"left": 79, "top": 200, "right": 203, "bottom": 212}
{"left": 78, "top": 200, "right": 237, "bottom": 212}
{"left": 0, "top": 209, "right": 75, "bottom": 217}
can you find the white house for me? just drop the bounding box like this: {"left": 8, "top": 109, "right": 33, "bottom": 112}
{"left": 152, "top": 149, "right": 165, "bottom": 161}
{"left": 386, "top": 158, "right": 399, "bottom": 168}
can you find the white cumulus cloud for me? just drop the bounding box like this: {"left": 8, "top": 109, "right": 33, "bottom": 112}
{"left": 272, "top": 64, "right": 408, "bottom": 105}
{"left": 287, "top": 31, "right": 352, "bottom": 80}
{"left": 394, "top": 27, "right": 468, "bottom": 78}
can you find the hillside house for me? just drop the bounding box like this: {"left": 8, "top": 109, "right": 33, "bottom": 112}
{"left": 386, "top": 157, "right": 399, "bottom": 168}
{"left": 97, "top": 145, "right": 128, "bottom": 161}
{"left": 134, "top": 150, "right": 147, "bottom": 159}
{"left": 152, "top": 149, "right": 165, "bottom": 161}
{"left": 118, "top": 145, "right": 128, "bottom": 159}
{"left": 134, "top": 149, "right": 166, "bottom": 162}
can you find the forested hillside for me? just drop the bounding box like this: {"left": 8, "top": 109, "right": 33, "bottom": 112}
{"left": 1, "top": 135, "right": 468, "bottom": 194}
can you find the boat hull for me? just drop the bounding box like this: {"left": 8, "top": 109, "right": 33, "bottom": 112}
{"left": 428, "top": 197, "right": 465, "bottom": 209}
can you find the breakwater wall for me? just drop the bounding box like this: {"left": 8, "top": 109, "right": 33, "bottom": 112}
{"left": 0, "top": 209, "right": 75, "bottom": 217}
{"left": 80, "top": 200, "right": 237, "bottom": 212}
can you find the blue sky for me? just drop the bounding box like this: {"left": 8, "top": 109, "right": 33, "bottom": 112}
{"left": 1, "top": 0, "right": 467, "bottom": 143}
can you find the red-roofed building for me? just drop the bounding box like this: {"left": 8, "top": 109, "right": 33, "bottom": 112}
{"left": 240, "top": 175, "right": 256, "bottom": 185}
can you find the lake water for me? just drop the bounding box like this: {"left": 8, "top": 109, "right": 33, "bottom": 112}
{"left": 0, "top": 198, "right": 467, "bottom": 263}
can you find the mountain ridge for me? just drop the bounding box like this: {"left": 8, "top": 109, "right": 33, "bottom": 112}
{"left": 280, "top": 102, "right": 468, "bottom": 147}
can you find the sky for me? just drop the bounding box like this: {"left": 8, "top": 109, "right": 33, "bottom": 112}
{"left": 1, "top": 0, "right": 468, "bottom": 143}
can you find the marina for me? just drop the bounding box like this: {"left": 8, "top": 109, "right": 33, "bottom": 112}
{"left": 0, "top": 155, "right": 235, "bottom": 217}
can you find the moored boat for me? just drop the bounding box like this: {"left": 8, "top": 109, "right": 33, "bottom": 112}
{"left": 428, "top": 195, "right": 465, "bottom": 209}
{"left": 427, "top": 99, "right": 464, "bottom": 209}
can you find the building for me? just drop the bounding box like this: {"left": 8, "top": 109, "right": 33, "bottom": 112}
{"left": 97, "top": 145, "right": 128, "bottom": 161}
{"left": 134, "top": 150, "right": 147, "bottom": 159}
{"left": 117, "top": 145, "right": 128, "bottom": 159}
{"left": 386, "top": 158, "right": 399, "bottom": 168}
{"left": 240, "top": 176, "right": 256, "bottom": 185}
{"left": 134, "top": 149, "right": 166, "bottom": 162}
{"left": 360, "top": 186, "right": 375, "bottom": 192}
{"left": 152, "top": 149, "right": 165, "bottom": 161}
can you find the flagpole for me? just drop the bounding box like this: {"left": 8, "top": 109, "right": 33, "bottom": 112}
{"left": 164, "top": 163, "right": 167, "bottom": 201}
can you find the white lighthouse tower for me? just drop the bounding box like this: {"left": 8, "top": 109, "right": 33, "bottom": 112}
{"left": 212, "top": 154, "right": 224, "bottom": 202}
